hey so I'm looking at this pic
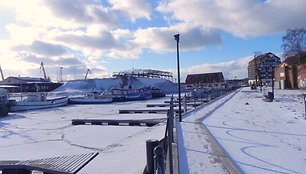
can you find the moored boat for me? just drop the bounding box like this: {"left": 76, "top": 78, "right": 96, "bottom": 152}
{"left": 146, "top": 87, "right": 166, "bottom": 98}
{"left": 125, "top": 88, "right": 152, "bottom": 101}
{"left": 69, "top": 91, "right": 113, "bottom": 104}
{"left": 0, "top": 88, "right": 9, "bottom": 116}
{"left": 9, "top": 93, "right": 68, "bottom": 112}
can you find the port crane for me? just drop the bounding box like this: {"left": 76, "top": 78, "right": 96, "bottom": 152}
{"left": 0, "top": 65, "right": 4, "bottom": 81}
{"left": 85, "top": 68, "right": 91, "bottom": 79}
{"left": 40, "top": 62, "right": 50, "bottom": 81}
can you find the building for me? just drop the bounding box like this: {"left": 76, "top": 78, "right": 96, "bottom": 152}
{"left": 248, "top": 52, "right": 281, "bottom": 85}
{"left": 0, "top": 76, "right": 63, "bottom": 92}
{"left": 112, "top": 69, "right": 173, "bottom": 79}
{"left": 185, "top": 72, "right": 224, "bottom": 87}
{"left": 274, "top": 52, "right": 306, "bottom": 89}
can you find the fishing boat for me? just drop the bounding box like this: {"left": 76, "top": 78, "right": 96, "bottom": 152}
{"left": 111, "top": 89, "right": 126, "bottom": 102}
{"left": 9, "top": 93, "right": 68, "bottom": 112}
{"left": 69, "top": 91, "right": 113, "bottom": 104}
{"left": 146, "top": 87, "right": 166, "bottom": 98}
{"left": 0, "top": 88, "right": 9, "bottom": 116}
{"left": 125, "top": 88, "right": 152, "bottom": 101}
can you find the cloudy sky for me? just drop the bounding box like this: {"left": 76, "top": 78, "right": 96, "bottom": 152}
{"left": 0, "top": 0, "right": 305, "bottom": 82}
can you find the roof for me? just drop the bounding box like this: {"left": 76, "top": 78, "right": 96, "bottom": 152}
{"left": 9, "top": 76, "right": 50, "bottom": 83}
{"left": 185, "top": 72, "right": 224, "bottom": 84}
{"left": 282, "top": 52, "right": 306, "bottom": 65}
{"left": 249, "top": 52, "right": 281, "bottom": 65}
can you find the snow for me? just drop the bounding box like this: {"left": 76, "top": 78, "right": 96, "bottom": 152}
{"left": 2, "top": 85, "right": 306, "bottom": 173}
{"left": 0, "top": 97, "right": 168, "bottom": 173}
{"left": 54, "top": 77, "right": 177, "bottom": 94}
{"left": 178, "top": 87, "right": 306, "bottom": 174}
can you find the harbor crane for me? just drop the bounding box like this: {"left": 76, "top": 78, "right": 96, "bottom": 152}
{"left": 40, "top": 62, "right": 50, "bottom": 81}
{"left": 0, "top": 65, "right": 4, "bottom": 81}
{"left": 85, "top": 68, "right": 91, "bottom": 79}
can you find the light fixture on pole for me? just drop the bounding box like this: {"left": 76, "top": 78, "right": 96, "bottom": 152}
{"left": 174, "top": 34, "right": 182, "bottom": 122}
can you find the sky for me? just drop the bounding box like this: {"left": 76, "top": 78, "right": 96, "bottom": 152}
{"left": 0, "top": 0, "right": 306, "bottom": 82}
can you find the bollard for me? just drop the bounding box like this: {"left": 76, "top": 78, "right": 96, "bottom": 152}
{"left": 146, "top": 139, "right": 159, "bottom": 174}
{"left": 154, "top": 146, "right": 164, "bottom": 174}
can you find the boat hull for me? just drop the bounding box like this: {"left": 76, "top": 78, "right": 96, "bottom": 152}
{"left": 69, "top": 97, "right": 113, "bottom": 104}
{"left": 0, "top": 103, "right": 9, "bottom": 116}
{"left": 9, "top": 97, "right": 68, "bottom": 112}
{"left": 126, "top": 92, "right": 152, "bottom": 101}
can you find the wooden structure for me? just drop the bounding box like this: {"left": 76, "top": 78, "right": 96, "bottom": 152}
{"left": 0, "top": 152, "right": 98, "bottom": 174}
{"left": 71, "top": 118, "right": 165, "bottom": 127}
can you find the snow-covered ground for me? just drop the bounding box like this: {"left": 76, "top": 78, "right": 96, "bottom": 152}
{"left": 0, "top": 97, "right": 170, "bottom": 173}
{"left": 178, "top": 87, "right": 306, "bottom": 174}
{"left": 2, "top": 87, "right": 306, "bottom": 174}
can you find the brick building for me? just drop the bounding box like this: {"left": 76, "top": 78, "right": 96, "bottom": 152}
{"left": 185, "top": 72, "right": 224, "bottom": 87}
{"left": 248, "top": 52, "right": 281, "bottom": 85}
{"left": 274, "top": 53, "right": 306, "bottom": 89}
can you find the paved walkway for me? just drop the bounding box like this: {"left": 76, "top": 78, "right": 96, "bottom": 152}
{"left": 177, "top": 87, "right": 306, "bottom": 174}
{"left": 176, "top": 89, "right": 241, "bottom": 174}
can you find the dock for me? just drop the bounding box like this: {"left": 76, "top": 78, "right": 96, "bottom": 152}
{"left": 146, "top": 103, "right": 202, "bottom": 108}
{"left": 118, "top": 109, "right": 184, "bottom": 114}
{"left": 71, "top": 118, "right": 166, "bottom": 127}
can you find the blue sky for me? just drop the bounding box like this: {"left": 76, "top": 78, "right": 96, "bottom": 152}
{"left": 0, "top": 0, "right": 305, "bottom": 81}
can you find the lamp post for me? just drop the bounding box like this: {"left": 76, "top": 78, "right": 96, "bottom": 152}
{"left": 174, "top": 34, "right": 182, "bottom": 122}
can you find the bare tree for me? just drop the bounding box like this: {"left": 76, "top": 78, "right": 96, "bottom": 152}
{"left": 282, "top": 27, "right": 306, "bottom": 58}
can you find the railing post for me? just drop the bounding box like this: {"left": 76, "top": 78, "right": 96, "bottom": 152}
{"left": 146, "top": 139, "right": 159, "bottom": 174}
{"left": 154, "top": 146, "right": 164, "bottom": 174}
{"left": 184, "top": 94, "right": 187, "bottom": 113}
{"left": 167, "top": 111, "right": 174, "bottom": 174}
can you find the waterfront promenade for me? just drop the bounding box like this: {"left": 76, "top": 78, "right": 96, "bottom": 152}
{"left": 177, "top": 87, "right": 306, "bottom": 174}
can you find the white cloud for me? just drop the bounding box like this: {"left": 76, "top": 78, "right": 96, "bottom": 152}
{"left": 158, "top": 0, "right": 306, "bottom": 37}
{"left": 133, "top": 24, "right": 222, "bottom": 52}
{"left": 108, "top": 0, "right": 152, "bottom": 21}
{"left": 2, "top": 0, "right": 297, "bottom": 81}
{"left": 172, "top": 56, "right": 253, "bottom": 81}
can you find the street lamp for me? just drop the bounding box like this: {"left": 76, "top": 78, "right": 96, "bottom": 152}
{"left": 174, "top": 34, "right": 182, "bottom": 122}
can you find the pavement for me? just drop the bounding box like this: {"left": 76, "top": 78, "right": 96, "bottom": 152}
{"left": 176, "top": 89, "right": 241, "bottom": 174}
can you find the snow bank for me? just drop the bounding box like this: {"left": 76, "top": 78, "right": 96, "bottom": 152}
{"left": 54, "top": 77, "right": 177, "bottom": 94}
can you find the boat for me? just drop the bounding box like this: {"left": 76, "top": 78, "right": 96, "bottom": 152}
{"left": 0, "top": 88, "right": 9, "bottom": 116}
{"left": 69, "top": 91, "right": 113, "bottom": 104}
{"left": 9, "top": 92, "right": 68, "bottom": 112}
{"left": 111, "top": 89, "right": 126, "bottom": 102}
{"left": 146, "top": 87, "right": 166, "bottom": 98}
{"left": 125, "top": 88, "right": 152, "bottom": 101}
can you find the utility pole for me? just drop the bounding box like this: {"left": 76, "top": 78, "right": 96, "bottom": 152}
{"left": 174, "top": 34, "right": 182, "bottom": 122}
